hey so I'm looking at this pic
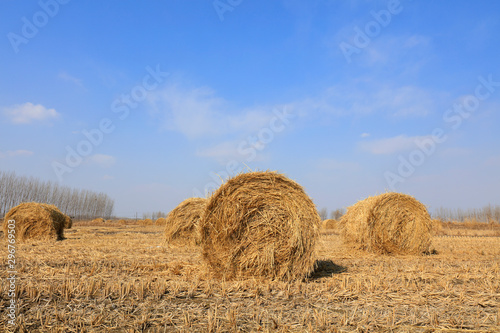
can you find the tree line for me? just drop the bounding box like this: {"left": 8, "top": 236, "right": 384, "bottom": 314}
{"left": 434, "top": 205, "right": 500, "bottom": 223}
{"left": 0, "top": 170, "right": 114, "bottom": 219}
{"left": 320, "top": 205, "right": 500, "bottom": 223}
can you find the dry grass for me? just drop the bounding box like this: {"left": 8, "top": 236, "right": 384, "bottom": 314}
{"left": 200, "top": 171, "right": 321, "bottom": 281}
{"left": 164, "top": 198, "right": 206, "bottom": 246}
{"left": 340, "top": 193, "right": 432, "bottom": 255}
{"left": 2, "top": 202, "right": 72, "bottom": 242}
{"left": 0, "top": 220, "right": 498, "bottom": 332}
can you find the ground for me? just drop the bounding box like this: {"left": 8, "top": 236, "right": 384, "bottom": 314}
{"left": 0, "top": 220, "right": 499, "bottom": 332}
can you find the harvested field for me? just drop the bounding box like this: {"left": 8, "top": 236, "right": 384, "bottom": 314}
{"left": 0, "top": 219, "right": 498, "bottom": 332}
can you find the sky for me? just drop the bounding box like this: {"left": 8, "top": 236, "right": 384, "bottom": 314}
{"left": 1, "top": 0, "right": 499, "bottom": 218}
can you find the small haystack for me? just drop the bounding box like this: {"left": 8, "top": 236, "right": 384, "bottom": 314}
{"left": 91, "top": 217, "right": 106, "bottom": 224}
{"left": 200, "top": 171, "right": 320, "bottom": 281}
{"left": 322, "top": 219, "right": 337, "bottom": 229}
{"left": 2, "top": 202, "right": 72, "bottom": 241}
{"left": 339, "top": 192, "right": 432, "bottom": 254}
{"left": 164, "top": 198, "right": 206, "bottom": 246}
{"left": 138, "top": 218, "right": 154, "bottom": 226}
{"left": 155, "top": 217, "right": 166, "bottom": 226}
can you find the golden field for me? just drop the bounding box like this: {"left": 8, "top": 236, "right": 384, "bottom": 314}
{"left": 1, "top": 220, "right": 499, "bottom": 332}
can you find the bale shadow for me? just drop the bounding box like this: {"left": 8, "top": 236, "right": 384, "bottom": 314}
{"left": 309, "top": 259, "right": 347, "bottom": 279}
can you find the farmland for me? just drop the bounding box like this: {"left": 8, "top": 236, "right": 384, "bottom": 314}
{"left": 1, "top": 220, "right": 499, "bottom": 332}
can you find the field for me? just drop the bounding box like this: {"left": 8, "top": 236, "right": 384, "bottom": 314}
{"left": 1, "top": 220, "right": 499, "bottom": 332}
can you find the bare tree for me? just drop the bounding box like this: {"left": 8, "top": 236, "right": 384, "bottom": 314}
{"left": 0, "top": 170, "right": 115, "bottom": 219}
{"left": 318, "top": 207, "right": 328, "bottom": 220}
{"left": 330, "top": 208, "right": 345, "bottom": 220}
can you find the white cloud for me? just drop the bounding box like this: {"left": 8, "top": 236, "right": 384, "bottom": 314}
{"left": 360, "top": 134, "right": 434, "bottom": 155}
{"left": 0, "top": 150, "right": 34, "bottom": 159}
{"left": 86, "top": 154, "right": 116, "bottom": 168}
{"left": 3, "top": 102, "right": 59, "bottom": 124}
{"left": 361, "top": 132, "right": 370, "bottom": 138}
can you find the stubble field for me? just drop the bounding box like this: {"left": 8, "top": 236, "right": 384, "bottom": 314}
{"left": 1, "top": 220, "right": 499, "bottom": 332}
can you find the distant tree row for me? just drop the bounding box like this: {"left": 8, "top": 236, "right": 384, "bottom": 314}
{"left": 320, "top": 205, "right": 500, "bottom": 223}
{"left": 142, "top": 211, "right": 167, "bottom": 220}
{"left": 434, "top": 205, "right": 500, "bottom": 222}
{"left": 0, "top": 170, "right": 114, "bottom": 219}
{"left": 317, "top": 208, "right": 345, "bottom": 221}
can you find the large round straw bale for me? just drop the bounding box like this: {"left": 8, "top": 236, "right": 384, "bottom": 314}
{"left": 164, "top": 198, "right": 206, "bottom": 246}
{"left": 2, "top": 202, "right": 72, "bottom": 242}
{"left": 200, "top": 171, "right": 320, "bottom": 281}
{"left": 339, "top": 192, "right": 432, "bottom": 254}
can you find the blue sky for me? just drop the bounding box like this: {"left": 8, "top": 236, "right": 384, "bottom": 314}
{"left": 1, "top": 0, "right": 499, "bottom": 218}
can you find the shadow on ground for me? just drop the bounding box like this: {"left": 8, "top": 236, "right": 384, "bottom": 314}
{"left": 309, "top": 259, "right": 347, "bottom": 279}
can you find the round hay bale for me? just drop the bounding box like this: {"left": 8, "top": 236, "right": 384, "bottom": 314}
{"left": 322, "top": 219, "right": 337, "bottom": 229}
{"left": 138, "top": 218, "right": 154, "bottom": 226}
{"left": 155, "top": 217, "right": 166, "bottom": 226}
{"left": 164, "top": 198, "right": 206, "bottom": 246}
{"left": 2, "top": 202, "right": 72, "bottom": 242}
{"left": 200, "top": 171, "right": 320, "bottom": 281}
{"left": 92, "top": 217, "right": 106, "bottom": 224}
{"left": 339, "top": 192, "right": 432, "bottom": 254}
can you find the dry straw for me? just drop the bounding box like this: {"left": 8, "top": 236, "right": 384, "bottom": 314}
{"left": 138, "top": 218, "right": 154, "bottom": 226}
{"left": 164, "top": 198, "right": 206, "bottom": 246}
{"left": 340, "top": 192, "right": 432, "bottom": 254}
{"left": 2, "top": 202, "right": 72, "bottom": 241}
{"left": 200, "top": 171, "right": 320, "bottom": 281}
{"left": 322, "top": 219, "right": 337, "bottom": 229}
{"left": 92, "top": 217, "right": 106, "bottom": 224}
{"left": 155, "top": 217, "right": 166, "bottom": 226}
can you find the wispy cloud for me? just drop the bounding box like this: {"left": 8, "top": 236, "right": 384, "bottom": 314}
{"left": 196, "top": 139, "right": 270, "bottom": 164}
{"left": 364, "top": 35, "right": 431, "bottom": 67}
{"left": 196, "top": 141, "right": 239, "bottom": 163}
{"left": 85, "top": 154, "right": 116, "bottom": 168}
{"left": 58, "top": 71, "right": 84, "bottom": 88}
{"left": 0, "top": 150, "right": 34, "bottom": 159}
{"left": 147, "top": 83, "right": 278, "bottom": 139}
{"left": 360, "top": 134, "right": 434, "bottom": 155}
{"left": 3, "top": 102, "right": 59, "bottom": 124}
{"left": 286, "top": 83, "right": 436, "bottom": 117}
